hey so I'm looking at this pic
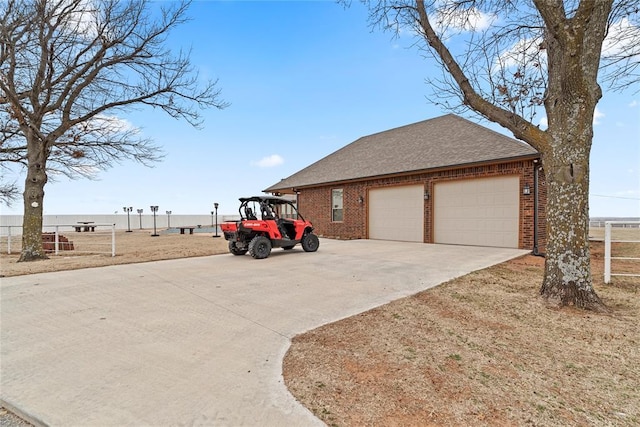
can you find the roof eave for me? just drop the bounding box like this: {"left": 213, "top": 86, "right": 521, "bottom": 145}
{"left": 264, "top": 153, "right": 540, "bottom": 193}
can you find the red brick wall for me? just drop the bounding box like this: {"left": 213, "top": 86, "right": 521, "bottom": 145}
{"left": 297, "top": 159, "right": 547, "bottom": 251}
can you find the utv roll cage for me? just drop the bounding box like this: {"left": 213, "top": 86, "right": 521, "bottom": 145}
{"left": 237, "top": 196, "right": 304, "bottom": 222}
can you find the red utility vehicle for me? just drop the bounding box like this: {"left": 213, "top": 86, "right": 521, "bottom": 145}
{"left": 220, "top": 196, "right": 319, "bottom": 259}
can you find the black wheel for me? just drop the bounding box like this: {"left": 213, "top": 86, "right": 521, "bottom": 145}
{"left": 282, "top": 245, "right": 295, "bottom": 250}
{"left": 249, "top": 235, "right": 272, "bottom": 259}
{"left": 301, "top": 233, "right": 319, "bottom": 252}
{"left": 228, "top": 241, "right": 247, "bottom": 256}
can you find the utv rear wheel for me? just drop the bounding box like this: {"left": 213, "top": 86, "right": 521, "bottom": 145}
{"left": 229, "top": 241, "right": 247, "bottom": 256}
{"left": 301, "top": 233, "right": 319, "bottom": 252}
{"left": 249, "top": 235, "right": 272, "bottom": 259}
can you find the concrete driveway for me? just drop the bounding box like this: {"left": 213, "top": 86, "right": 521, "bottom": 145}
{"left": 1, "top": 239, "right": 528, "bottom": 426}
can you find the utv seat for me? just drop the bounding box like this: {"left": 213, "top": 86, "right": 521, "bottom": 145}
{"left": 260, "top": 203, "right": 275, "bottom": 220}
{"left": 245, "top": 207, "right": 257, "bottom": 220}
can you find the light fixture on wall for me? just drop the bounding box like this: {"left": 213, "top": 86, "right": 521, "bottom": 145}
{"left": 424, "top": 190, "right": 430, "bottom": 200}
{"left": 523, "top": 184, "right": 531, "bottom": 195}
{"left": 357, "top": 195, "right": 364, "bottom": 204}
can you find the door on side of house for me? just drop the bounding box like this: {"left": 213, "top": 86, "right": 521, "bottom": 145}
{"left": 434, "top": 175, "right": 520, "bottom": 248}
{"left": 368, "top": 184, "right": 424, "bottom": 242}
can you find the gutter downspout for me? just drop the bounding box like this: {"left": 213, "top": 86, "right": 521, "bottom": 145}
{"left": 532, "top": 161, "right": 543, "bottom": 257}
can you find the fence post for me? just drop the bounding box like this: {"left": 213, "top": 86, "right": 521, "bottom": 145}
{"left": 604, "top": 222, "right": 611, "bottom": 284}
{"left": 7, "top": 226, "right": 12, "bottom": 254}
{"left": 55, "top": 225, "right": 60, "bottom": 256}
{"left": 111, "top": 224, "right": 116, "bottom": 257}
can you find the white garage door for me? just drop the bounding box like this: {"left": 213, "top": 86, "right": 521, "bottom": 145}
{"left": 434, "top": 176, "right": 519, "bottom": 248}
{"left": 369, "top": 185, "right": 424, "bottom": 242}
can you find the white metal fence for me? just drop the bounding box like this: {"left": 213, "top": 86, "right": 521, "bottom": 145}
{"left": 2, "top": 224, "right": 116, "bottom": 256}
{"left": 0, "top": 214, "right": 240, "bottom": 234}
{"left": 604, "top": 221, "right": 640, "bottom": 284}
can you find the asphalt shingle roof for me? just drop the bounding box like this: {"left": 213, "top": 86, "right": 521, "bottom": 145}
{"left": 265, "top": 114, "right": 539, "bottom": 193}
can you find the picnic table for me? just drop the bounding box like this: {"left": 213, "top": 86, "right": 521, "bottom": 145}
{"left": 75, "top": 221, "right": 96, "bottom": 232}
{"left": 178, "top": 226, "right": 196, "bottom": 235}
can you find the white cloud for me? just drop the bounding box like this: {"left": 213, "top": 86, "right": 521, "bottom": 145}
{"left": 495, "top": 17, "right": 639, "bottom": 78}
{"left": 601, "top": 18, "right": 640, "bottom": 58}
{"left": 495, "top": 36, "right": 546, "bottom": 73}
{"left": 435, "top": 6, "right": 495, "bottom": 33}
{"left": 92, "top": 114, "right": 136, "bottom": 134}
{"left": 629, "top": 100, "right": 638, "bottom": 108}
{"left": 462, "top": 9, "right": 494, "bottom": 31}
{"left": 538, "top": 116, "right": 548, "bottom": 129}
{"left": 252, "top": 154, "right": 284, "bottom": 168}
{"left": 63, "top": 0, "right": 100, "bottom": 39}
{"left": 494, "top": 17, "right": 638, "bottom": 75}
{"left": 593, "top": 107, "right": 604, "bottom": 125}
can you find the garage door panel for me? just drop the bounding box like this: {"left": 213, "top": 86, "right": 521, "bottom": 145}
{"left": 434, "top": 176, "right": 519, "bottom": 248}
{"left": 369, "top": 185, "right": 424, "bottom": 242}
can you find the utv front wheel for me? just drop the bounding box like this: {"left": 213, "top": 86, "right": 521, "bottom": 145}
{"left": 229, "top": 241, "right": 248, "bottom": 256}
{"left": 301, "top": 233, "right": 319, "bottom": 252}
{"left": 249, "top": 235, "right": 272, "bottom": 259}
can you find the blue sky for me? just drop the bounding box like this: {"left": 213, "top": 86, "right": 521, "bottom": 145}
{"left": 2, "top": 1, "right": 639, "bottom": 217}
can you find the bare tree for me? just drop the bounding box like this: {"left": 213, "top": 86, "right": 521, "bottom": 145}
{"left": 356, "top": 0, "right": 639, "bottom": 310}
{"left": 600, "top": 1, "right": 640, "bottom": 92}
{"left": 0, "top": 181, "right": 19, "bottom": 205}
{"left": 0, "top": 0, "right": 227, "bottom": 262}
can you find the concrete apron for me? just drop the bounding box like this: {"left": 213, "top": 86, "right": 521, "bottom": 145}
{"left": 1, "top": 239, "right": 528, "bottom": 426}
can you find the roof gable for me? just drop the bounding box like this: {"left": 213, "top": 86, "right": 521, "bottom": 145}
{"left": 265, "top": 114, "right": 538, "bottom": 192}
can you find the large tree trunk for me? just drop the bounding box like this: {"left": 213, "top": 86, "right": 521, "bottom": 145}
{"left": 539, "top": 148, "right": 603, "bottom": 309}
{"left": 536, "top": 0, "right": 611, "bottom": 310}
{"left": 18, "top": 136, "right": 49, "bottom": 262}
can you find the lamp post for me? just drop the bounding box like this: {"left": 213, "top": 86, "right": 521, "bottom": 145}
{"left": 137, "top": 209, "right": 143, "bottom": 229}
{"left": 166, "top": 210, "right": 172, "bottom": 229}
{"left": 123, "top": 206, "right": 133, "bottom": 232}
{"left": 150, "top": 206, "right": 159, "bottom": 237}
{"left": 211, "top": 211, "right": 214, "bottom": 227}
{"left": 213, "top": 202, "right": 220, "bottom": 238}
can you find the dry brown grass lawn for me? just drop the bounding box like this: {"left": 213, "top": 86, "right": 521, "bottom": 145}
{"left": 1, "top": 228, "right": 639, "bottom": 427}
{"left": 0, "top": 229, "right": 229, "bottom": 277}
{"left": 284, "top": 240, "right": 640, "bottom": 427}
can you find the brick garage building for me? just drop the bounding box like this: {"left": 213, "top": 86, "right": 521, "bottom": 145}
{"left": 265, "top": 114, "right": 546, "bottom": 251}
